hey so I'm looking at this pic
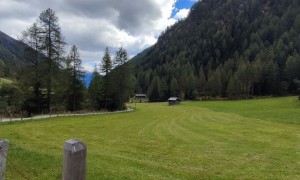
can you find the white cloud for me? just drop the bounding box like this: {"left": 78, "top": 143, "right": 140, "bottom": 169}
{"left": 0, "top": 0, "right": 179, "bottom": 72}
{"left": 174, "top": 8, "right": 190, "bottom": 20}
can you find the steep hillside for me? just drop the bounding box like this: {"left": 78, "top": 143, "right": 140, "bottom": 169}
{"left": 132, "top": 0, "right": 300, "bottom": 101}
{"left": 0, "top": 31, "right": 32, "bottom": 76}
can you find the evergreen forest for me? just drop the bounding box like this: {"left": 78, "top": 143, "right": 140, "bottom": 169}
{"left": 132, "top": 0, "right": 300, "bottom": 101}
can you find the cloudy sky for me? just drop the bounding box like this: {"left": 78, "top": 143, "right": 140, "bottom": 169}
{"left": 0, "top": 0, "right": 196, "bottom": 72}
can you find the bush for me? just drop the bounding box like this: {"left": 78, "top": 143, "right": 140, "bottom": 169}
{"left": 0, "top": 83, "right": 23, "bottom": 113}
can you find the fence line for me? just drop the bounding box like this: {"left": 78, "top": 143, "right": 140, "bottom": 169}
{"left": 0, "top": 109, "right": 133, "bottom": 123}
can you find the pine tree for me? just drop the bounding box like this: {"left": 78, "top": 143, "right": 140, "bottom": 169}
{"left": 207, "top": 68, "right": 222, "bottom": 97}
{"left": 187, "top": 73, "right": 196, "bottom": 99}
{"left": 88, "top": 66, "right": 103, "bottom": 110}
{"left": 65, "top": 45, "right": 84, "bottom": 111}
{"left": 170, "top": 77, "right": 179, "bottom": 97}
{"left": 286, "top": 55, "right": 300, "bottom": 80}
{"left": 235, "top": 60, "right": 255, "bottom": 98}
{"left": 227, "top": 74, "right": 241, "bottom": 99}
{"left": 197, "top": 66, "right": 207, "bottom": 97}
{"left": 101, "top": 47, "right": 112, "bottom": 76}
{"left": 111, "top": 47, "right": 133, "bottom": 109}
{"left": 148, "top": 76, "right": 162, "bottom": 102}
{"left": 101, "top": 47, "right": 112, "bottom": 109}
{"left": 261, "top": 60, "right": 278, "bottom": 95}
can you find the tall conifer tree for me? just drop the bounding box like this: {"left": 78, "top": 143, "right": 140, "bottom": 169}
{"left": 38, "top": 8, "right": 65, "bottom": 111}
{"left": 65, "top": 45, "right": 84, "bottom": 111}
{"left": 101, "top": 47, "right": 112, "bottom": 109}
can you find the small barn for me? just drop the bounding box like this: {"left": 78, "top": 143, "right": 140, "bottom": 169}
{"left": 134, "top": 93, "right": 147, "bottom": 103}
{"left": 168, "top": 97, "right": 181, "bottom": 106}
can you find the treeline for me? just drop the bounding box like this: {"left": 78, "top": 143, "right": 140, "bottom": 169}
{"left": 132, "top": 0, "right": 300, "bottom": 101}
{"left": 0, "top": 8, "right": 133, "bottom": 116}
{"left": 88, "top": 47, "right": 134, "bottom": 111}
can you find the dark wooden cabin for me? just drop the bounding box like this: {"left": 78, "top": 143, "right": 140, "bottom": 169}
{"left": 168, "top": 97, "right": 180, "bottom": 106}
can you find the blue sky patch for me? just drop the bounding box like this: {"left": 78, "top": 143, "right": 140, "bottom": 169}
{"left": 172, "top": 0, "right": 196, "bottom": 17}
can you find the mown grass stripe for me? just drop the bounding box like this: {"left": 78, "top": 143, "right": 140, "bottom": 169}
{"left": 0, "top": 97, "right": 299, "bottom": 179}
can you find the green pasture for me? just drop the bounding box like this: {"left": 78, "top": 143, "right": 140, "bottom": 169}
{"left": 186, "top": 96, "right": 300, "bottom": 124}
{"left": 0, "top": 96, "right": 299, "bottom": 179}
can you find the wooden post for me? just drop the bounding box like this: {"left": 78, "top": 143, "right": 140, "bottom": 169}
{"left": 62, "top": 139, "right": 86, "bottom": 180}
{"left": 0, "top": 139, "right": 9, "bottom": 180}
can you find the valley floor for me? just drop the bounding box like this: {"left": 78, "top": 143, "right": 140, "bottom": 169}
{"left": 0, "top": 96, "right": 299, "bottom": 179}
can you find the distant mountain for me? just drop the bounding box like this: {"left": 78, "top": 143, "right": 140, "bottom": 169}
{"left": 0, "top": 31, "right": 33, "bottom": 76}
{"left": 0, "top": 30, "right": 92, "bottom": 88}
{"left": 132, "top": 0, "right": 300, "bottom": 101}
{"left": 84, "top": 72, "right": 93, "bottom": 87}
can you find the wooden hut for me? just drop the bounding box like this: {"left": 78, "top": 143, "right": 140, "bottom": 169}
{"left": 134, "top": 94, "right": 147, "bottom": 103}
{"left": 168, "top": 97, "right": 180, "bottom": 106}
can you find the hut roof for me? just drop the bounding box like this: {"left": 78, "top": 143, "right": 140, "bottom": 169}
{"left": 168, "top": 97, "right": 180, "bottom": 101}
{"left": 135, "top": 94, "right": 146, "bottom": 97}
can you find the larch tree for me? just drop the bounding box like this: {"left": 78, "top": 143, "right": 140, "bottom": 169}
{"left": 38, "top": 8, "right": 65, "bottom": 111}
{"left": 20, "top": 23, "right": 44, "bottom": 113}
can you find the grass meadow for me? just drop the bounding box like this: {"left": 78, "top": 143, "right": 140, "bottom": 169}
{"left": 0, "top": 96, "right": 299, "bottom": 179}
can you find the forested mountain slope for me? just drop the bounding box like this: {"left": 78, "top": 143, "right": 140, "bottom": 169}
{"left": 0, "top": 31, "right": 33, "bottom": 77}
{"left": 132, "top": 0, "right": 300, "bottom": 101}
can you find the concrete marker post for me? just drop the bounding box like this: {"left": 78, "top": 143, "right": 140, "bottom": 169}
{"left": 0, "top": 139, "right": 9, "bottom": 180}
{"left": 62, "top": 139, "right": 86, "bottom": 180}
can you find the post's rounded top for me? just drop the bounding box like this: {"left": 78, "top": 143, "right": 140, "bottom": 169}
{"left": 64, "top": 139, "right": 86, "bottom": 153}
{"left": 0, "top": 139, "right": 9, "bottom": 144}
